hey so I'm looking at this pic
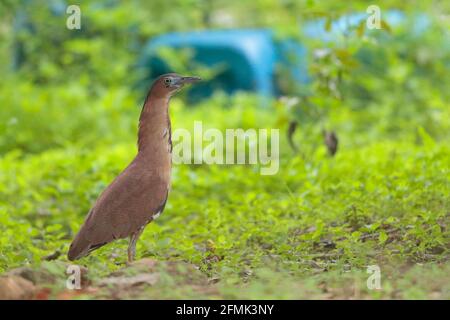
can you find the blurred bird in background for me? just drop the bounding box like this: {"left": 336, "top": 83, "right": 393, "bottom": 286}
{"left": 323, "top": 130, "right": 339, "bottom": 156}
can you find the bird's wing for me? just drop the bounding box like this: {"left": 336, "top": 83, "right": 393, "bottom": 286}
{"left": 68, "top": 161, "right": 168, "bottom": 259}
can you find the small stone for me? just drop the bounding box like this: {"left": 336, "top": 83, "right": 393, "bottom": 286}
{"left": 0, "top": 276, "right": 36, "bottom": 300}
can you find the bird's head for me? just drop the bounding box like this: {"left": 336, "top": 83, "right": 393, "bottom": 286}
{"left": 151, "top": 73, "right": 201, "bottom": 98}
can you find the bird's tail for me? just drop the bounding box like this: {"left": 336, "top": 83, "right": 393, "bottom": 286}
{"left": 68, "top": 225, "right": 109, "bottom": 261}
{"left": 67, "top": 231, "right": 91, "bottom": 261}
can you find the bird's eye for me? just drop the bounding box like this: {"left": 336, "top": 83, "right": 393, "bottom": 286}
{"left": 164, "top": 78, "right": 172, "bottom": 86}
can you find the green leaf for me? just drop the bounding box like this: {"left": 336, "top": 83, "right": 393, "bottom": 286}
{"left": 357, "top": 20, "right": 365, "bottom": 37}
{"left": 379, "top": 232, "right": 388, "bottom": 244}
{"left": 325, "top": 17, "right": 332, "bottom": 32}
{"left": 380, "top": 20, "right": 392, "bottom": 33}
{"left": 417, "top": 126, "right": 436, "bottom": 149}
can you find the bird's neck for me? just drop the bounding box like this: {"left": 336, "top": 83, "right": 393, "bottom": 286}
{"left": 137, "top": 94, "right": 171, "bottom": 155}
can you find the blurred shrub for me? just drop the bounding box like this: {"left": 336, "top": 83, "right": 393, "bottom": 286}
{"left": 0, "top": 79, "right": 138, "bottom": 153}
{"left": 0, "top": 1, "right": 448, "bottom": 156}
{"left": 280, "top": 13, "right": 450, "bottom": 153}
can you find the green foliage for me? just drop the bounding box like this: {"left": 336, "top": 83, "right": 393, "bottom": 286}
{"left": 0, "top": 0, "right": 449, "bottom": 299}
{"left": 0, "top": 100, "right": 449, "bottom": 298}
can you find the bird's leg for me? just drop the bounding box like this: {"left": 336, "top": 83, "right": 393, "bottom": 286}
{"left": 127, "top": 227, "right": 144, "bottom": 263}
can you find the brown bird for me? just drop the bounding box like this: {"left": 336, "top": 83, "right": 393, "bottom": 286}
{"left": 68, "top": 73, "right": 201, "bottom": 262}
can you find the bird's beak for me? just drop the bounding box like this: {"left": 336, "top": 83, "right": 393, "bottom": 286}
{"left": 178, "top": 76, "right": 202, "bottom": 84}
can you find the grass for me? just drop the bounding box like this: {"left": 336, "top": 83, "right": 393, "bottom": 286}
{"left": 0, "top": 96, "right": 448, "bottom": 299}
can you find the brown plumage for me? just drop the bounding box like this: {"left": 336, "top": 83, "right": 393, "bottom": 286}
{"left": 68, "top": 73, "right": 200, "bottom": 262}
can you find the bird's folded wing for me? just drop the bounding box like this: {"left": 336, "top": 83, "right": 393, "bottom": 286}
{"left": 82, "top": 163, "right": 169, "bottom": 245}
